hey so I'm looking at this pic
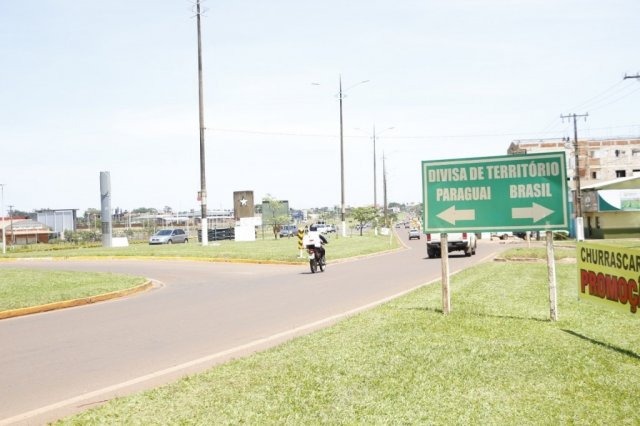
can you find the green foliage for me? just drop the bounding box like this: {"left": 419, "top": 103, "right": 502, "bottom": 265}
{"left": 62, "top": 230, "right": 101, "bottom": 243}
{"left": 10, "top": 209, "right": 33, "bottom": 218}
{"left": 83, "top": 208, "right": 101, "bottom": 219}
{"left": 500, "top": 246, "right": 576, "bottom": 260}
{"left": 262, "top": 195, "right": 289, "bottom": 238}
{"left": 382, "top": 210, "right": 398, "bottom": 227}
{"left": 350, "top": 207, "right": 378, "bottom": 236}
{"left": 131, "top": 207, "right": 158, "bottom": 214}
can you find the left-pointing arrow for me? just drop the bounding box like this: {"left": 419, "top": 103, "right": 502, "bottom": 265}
{"left": 512, "top": 202, "right": 553, "bottom": 222}
{"left": 437, "top": 205, "right": 476, "bottom": 225}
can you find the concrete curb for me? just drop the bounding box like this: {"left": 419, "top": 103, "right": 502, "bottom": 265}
{"left": 0, "top": 281, "right": 154, "bottom": 320}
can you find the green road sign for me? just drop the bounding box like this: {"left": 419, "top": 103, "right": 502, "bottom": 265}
{"left": 422, "top": 152, "right": 569, "bottom": 233}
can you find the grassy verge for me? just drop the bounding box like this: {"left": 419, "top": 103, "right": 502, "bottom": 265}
{"left": 499, "top": 246, "right": 577, "bottom": 261}
{"left": 0, "top": 232, "right": 399, "bottom": 262}
{"left": 0, "top": 269, "right": 146, "bottom": 311}
{"left": 56, "top": 250, "right": 640, "bottom": 425}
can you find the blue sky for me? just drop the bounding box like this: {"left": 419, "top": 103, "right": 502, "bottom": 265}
{"left": 1, "top": 0, "right": 639, "bottom": 215}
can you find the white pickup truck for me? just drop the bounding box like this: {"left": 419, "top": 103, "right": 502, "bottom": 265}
{"left": 425, "top": 232, "right": 477, "bottom": 258}
{"left": 312, "top": 222, "right": 336, "bottom": 233}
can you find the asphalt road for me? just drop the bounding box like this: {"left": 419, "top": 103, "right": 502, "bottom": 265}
{"left": 0, "top": 235, "right": 509, "bottom": 425}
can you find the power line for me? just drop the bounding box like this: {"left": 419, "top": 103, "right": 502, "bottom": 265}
{"left": 538, "top": 76, "right": 640, "bottom": 136}
{"left": 205, "top": 125, "right": 640, "bottom": 141}
{"left": 567, "top": 79, "right": 628, "bottom": 112}
{"left": 586, "top": 85, "right": 640, "bottom": 113}
{"left": 206, "top": 127, "right": 336, "bottom": 138}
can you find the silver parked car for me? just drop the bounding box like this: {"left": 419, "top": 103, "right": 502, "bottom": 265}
{"left": 279, "top": 224, "right": 298, "bottom": 238}
{"left": 149, "top": 228, "right": 188, "bottom": 245}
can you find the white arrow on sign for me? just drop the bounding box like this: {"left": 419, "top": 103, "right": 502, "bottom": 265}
{"left": 437, "top": 205, "right": 476, "bottom": 225}
{"left": 511, "top": 202, "right": 554, "bottom": 222}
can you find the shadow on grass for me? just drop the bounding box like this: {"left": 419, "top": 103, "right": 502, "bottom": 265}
{"left": 562, "top": 329, "right": 640, "bottom": 360}
{"left": 404, "top": 306, "right": 550, "bottom": 323}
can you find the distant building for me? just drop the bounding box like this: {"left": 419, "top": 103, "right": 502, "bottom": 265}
{"left": 508, "top": 137, "right": 640, "bottom": 238}
{"left": 581, "top": 176, "right": 640, "bottom": 239}
{"left": 1, "top": 218, "right": 52, "bottom": 245}
{"left": 36, "top": 209, "right": 78, "bottom": 239}
{"left": 508, "top": 137, "right": 640, "bottom": 191}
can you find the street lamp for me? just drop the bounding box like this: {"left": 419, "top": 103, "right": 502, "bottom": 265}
{"left": 383, "top": 152, "right": 388, "bottom": 226}
{"left": 0, "top": 184, "right": 5, "bottom": 255}
{"left": 371, "top": 126, "right": 394, "bottom": 209}
{"left": 338, "top": 75, "right": 369, "bottom": 237}
{"left": 195, "top": 0, "right": 208, "bottom": 246}
{"left": 381, "top": 149, "right": 402, "bottom": 229}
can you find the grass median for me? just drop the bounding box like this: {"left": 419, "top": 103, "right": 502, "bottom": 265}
{"left": 0, "top": 232, "right": 399, "bottom": 262}
{"left": 55, "top": 246, "right": 640, "bottom": 425}
{"left": 0, "top": 233, "right": 399, "bottom": 312}
{"left": 0, "top": 269, "right": 147, "bottom": 312}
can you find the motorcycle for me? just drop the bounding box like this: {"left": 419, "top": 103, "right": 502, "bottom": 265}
{"left": 306, "top": 244, "right": 326, "bottom": 273}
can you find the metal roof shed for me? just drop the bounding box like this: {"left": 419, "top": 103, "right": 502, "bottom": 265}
{"left": 581, "top": 176, "right": 640, "bottom": 238}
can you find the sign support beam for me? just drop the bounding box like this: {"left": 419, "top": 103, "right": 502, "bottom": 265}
{"left": 440, "top": 233, "right": 451, "bottom": 315}
{"left": 546, "top": 231, "right": 558, "bottom": 321}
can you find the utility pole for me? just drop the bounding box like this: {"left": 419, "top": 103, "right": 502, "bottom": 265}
{"left": 0, "top": 184, "right": 5, "bottom": 254}
{"left": 561, "top": 113, "right": 588, "bottom": 240}
{"left": 382, "top": 153, "right": 388, "bottom": 227}
{"left": 339, "top": 75, "right": 345, "bottom": 237}
{"left": 336, "top": 76, "right": 369, "bottom": 237}
{"left": 371, "top": 126, "right": 394, "bottom": 210}
{"left": 372, "top": 125, "right": 377, "bottom": 210}
{"left": 195, "top": 0, "right": 208, "bottom": 246}
{"left": 8, "top": 205, "right": 14, "bottom": 245}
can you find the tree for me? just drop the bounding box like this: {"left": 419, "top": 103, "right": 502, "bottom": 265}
{"left": 350, "top": 207, "right": 378, "bottom": 236}
{"left": 9, "top": 209, "right": 32, "bottom": 218}
{"left": 262, "top": 195, "right": 289, "bottom": 239}
{"left": 379, "top": 210, "right": 399, "bottom": 228}
{"left": 132, "top": 207, "right": 158, "bottom": 214}
{"left": 83, "top": 208, "right": 100, "bottom": 218}
{"left": 82, "top": 208, "right": 101, "bottom": 229}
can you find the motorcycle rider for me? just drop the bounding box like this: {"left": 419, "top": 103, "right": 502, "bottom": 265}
{"left": 304, "top": 224, "right": 328, "bottom": 263}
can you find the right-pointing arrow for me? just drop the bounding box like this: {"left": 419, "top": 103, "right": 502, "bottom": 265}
{"left": 512, "top": 202, "right": 554, "bottom": 222}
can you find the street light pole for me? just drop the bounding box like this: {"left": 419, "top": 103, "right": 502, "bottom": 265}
{"left": 195, "top": 0, "right": 208, "bottom": 246}
{"left": 8, "top": 205, "right": 14, "bottom": 246}
{"left": 339, "top": 76, "right": 345, "bottom": 237}
{"left": 0, "top": 184, "right": 5, "bottom": 255}
{"left": 382, "top": 152, "right": 388, "bottom": 226}
{"left": 337, "top": 75, "right": 369, "bottom": 237}
{"left": 372, "top": 125, "right": 377, "bottom": 209}
{"left": 372, "top": 126, "right": 394, "bottom": 210}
